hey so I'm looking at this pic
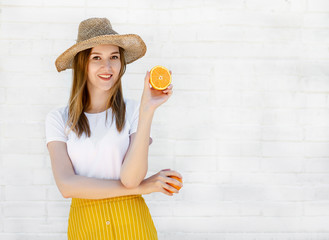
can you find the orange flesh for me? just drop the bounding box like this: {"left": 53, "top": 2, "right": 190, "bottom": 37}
{"left": 149, "top": 66, "right": 172, "bottom": 90}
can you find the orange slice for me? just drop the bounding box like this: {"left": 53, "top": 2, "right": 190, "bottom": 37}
{"left": 149, "top": 65, "right": 172, "bottom": 90}
{"left": 166, "top": 176, "right": 183, "bottom": 193}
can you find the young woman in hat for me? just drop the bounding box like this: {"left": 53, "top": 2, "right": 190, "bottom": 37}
{"left": 45, "top": 17, "right": 182, "bottom": 239}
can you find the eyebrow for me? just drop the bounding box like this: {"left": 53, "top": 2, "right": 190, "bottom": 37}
{"left": 91, "top": 51, "right": 119, "bottom": 55}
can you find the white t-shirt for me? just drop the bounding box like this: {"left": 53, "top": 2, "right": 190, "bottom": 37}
{"left": 45, "top": 98, "right": 152, "bottom": 180}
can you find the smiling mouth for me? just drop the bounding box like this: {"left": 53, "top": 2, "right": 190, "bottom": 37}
{"left": 98, "top": 74, "right": 113, "bottom": 81}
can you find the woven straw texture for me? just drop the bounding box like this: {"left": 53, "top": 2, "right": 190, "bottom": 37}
{"left": 55, "top": 18, "right": 147, "bottom": 72}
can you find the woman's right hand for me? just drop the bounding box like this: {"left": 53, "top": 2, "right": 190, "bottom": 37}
{"left": 139, "top": 169, "right": 183, "bottom": 196}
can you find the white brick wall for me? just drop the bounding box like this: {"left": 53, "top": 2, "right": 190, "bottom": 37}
{"left": 1, "top": 0, "right": 329, "bottom": 239}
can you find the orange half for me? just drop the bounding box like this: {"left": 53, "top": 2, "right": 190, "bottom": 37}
{"left": 149, "top": 65, "right": 172, "bottom": 90}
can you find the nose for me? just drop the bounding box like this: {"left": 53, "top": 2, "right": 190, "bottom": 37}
{"left": 103, "top": 59, "right": 112, "bottom": 70}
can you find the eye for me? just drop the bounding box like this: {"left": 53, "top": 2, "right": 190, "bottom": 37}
{"left": 111, "top": 55, "right": 119, "bottom": 60}
{"left": 92, "top": 56, "right": 101, "bottom": 60}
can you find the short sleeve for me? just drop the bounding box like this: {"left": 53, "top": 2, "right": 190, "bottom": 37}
{"left": 128, "top": 100, "right": 153, "bottom": 145}
{"left": 45, "top": 108, "right": 68, "bottom": 145}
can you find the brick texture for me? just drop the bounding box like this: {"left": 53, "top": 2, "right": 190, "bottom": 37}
{"left": 1, "top": 0, "right": 329, "bottom": 239}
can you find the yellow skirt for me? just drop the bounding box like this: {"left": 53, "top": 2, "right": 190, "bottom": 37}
{"left": 67, "top": 195, "right": 158, "bottom": 240}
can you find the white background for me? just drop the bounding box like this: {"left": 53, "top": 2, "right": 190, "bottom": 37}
{"left": 1, "top": 0, "right": 329, "bottom": 239}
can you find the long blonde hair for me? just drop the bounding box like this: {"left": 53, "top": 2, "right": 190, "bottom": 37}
{"left": 66, "top": 46, "right": 127, "bottom": 138}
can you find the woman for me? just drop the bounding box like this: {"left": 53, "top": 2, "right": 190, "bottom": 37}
{"left": 45, "top": 17, "right": 182, "bottom": 239}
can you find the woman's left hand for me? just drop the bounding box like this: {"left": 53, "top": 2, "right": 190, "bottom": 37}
{"left": 140, "top": 70, "right": 173, "bottom": 113}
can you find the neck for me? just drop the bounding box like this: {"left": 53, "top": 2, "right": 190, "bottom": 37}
{"left": 85, "top": 88, "right": 110, "bottom": 114}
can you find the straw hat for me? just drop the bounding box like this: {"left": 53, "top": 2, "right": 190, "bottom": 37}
{"left": 55, "top": 17, "right": 147, "bottom": 72}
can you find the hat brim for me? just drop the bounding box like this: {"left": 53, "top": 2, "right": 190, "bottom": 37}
{"left": 55, "top": 34, "right": 147, "bottom": 72}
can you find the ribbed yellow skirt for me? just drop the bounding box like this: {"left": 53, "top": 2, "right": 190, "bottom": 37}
{"left": 67, "top": 195, "right": 158, "bottom": 239}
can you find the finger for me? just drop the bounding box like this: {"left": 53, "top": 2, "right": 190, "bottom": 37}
{"left": 163, "top": 84, "right": 173, "bottom": 91}
{"left": 162, "top": 92, "right": 172, "bottom": 97}
{"left": 163, "top": 183, "right": 179, "bottom": 194}
{"left": 162, "top": 90, "right": 172, "bottom": 94}
{"left": 144, "top": 71, "right": 150, "bottom": 88}
{"left": 166, "top": 177, "right": 183, "bottom": 188}
{"left": 158, "top": 180, "right": 174, "bottom": 196}
{"left": 163, "top": 86, "right": 173, "bottom": 91}
{"left": 163, "top": 170, "right": 183, "bottom": 179}
{"left": 165, "top": 88, "right": 173, "bottom": 93}
{"left": 161, "top": 188, "right": 173, "bottom": 196}
{"left": 159, "top": 169, "right": 171, "bottom": 179}
{"left": 164, "top": 84, "right": 173, "bottom": 90}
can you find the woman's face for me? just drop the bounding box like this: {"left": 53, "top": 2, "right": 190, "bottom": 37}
{"left": 87, "top": 44, "right": 121, "bottom": 93}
